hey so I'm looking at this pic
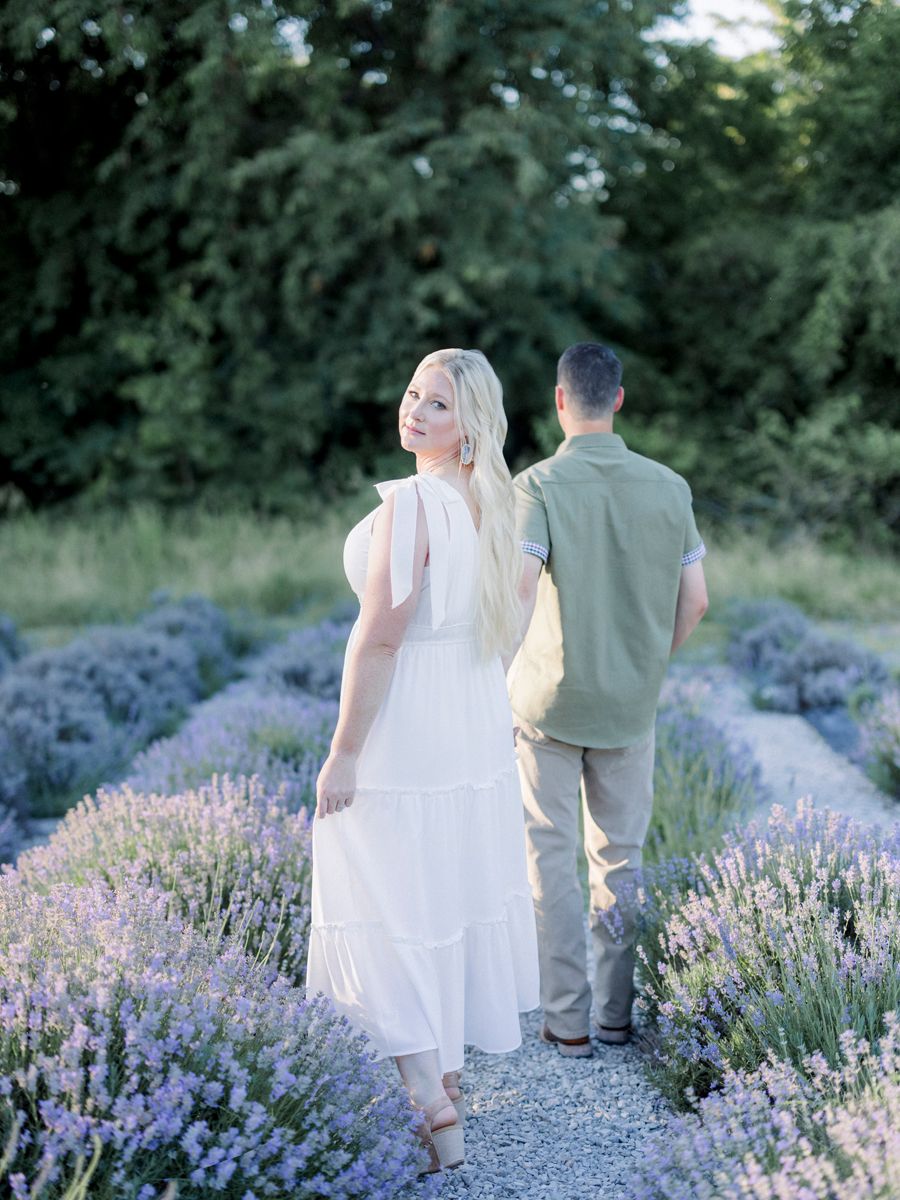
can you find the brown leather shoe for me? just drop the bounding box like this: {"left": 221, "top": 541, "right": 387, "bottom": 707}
{"left": 593, "top": 1023, "right": 632, "bottom": 1046}
{"left": 539, "top": 1021, "right": 594, "bottom": 1058}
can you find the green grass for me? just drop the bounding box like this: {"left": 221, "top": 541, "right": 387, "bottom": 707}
{"left": 3, "top": 501, "right": 900, "bottom": 636}
{"left": 0, "top": 501, "right": 373, "bottom": 630}
{"left": 704, "top": 530, "right": 900, "bottom": 623}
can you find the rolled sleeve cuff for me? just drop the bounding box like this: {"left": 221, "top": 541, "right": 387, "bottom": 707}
{"left": 521, "top": 540, "right": 549, "bottom": 563}
{"left": 682, "top": 540, "right": 707, "bottom": 567}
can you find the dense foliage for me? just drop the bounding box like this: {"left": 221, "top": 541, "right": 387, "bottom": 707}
{"left": 4, "top": 1, "right": 900, "bottom": 542}
{"left": 0, "top": 880, "right": 427, "bottom": 1197}
{"left": 0, "top": 0, "right": 674, "bottom": 508}
{"left": 609, "top": 0, "right": 900, "bottom": 545}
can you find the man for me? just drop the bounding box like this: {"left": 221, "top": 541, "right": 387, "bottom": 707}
{"left": 508, "top": 342, "right": 708, "bottom": 1056}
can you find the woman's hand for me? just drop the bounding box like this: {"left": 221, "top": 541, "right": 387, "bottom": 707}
{"left": 316, "top": 751, "right": 357, "bottom": 819}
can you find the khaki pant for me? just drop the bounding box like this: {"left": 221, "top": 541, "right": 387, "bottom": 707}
{"left": 514, "top": 717, "right": 655, "bottom": 1036}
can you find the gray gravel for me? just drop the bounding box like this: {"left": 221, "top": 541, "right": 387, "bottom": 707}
{"left": 432, "top": 1007, "right": 661, "bottom": 1200}
{"left": 684, "top": 663, "right": 898, "bottom": 828}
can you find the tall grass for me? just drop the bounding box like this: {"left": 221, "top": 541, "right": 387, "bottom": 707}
{"left": 3, "top": 503, "right": 900, "bottom": 632}
{"left": 0, "top": 503, "right": 369, "bottom": 628}
{"left": 704, "top": 530, "right": 900, "bottom": 622}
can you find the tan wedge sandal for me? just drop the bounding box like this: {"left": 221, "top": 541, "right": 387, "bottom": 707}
{"left": 417, "top": 1096, "right": 465, "bottom": 1174}
{"left": 443, "top": 1071, "right": 466, "bottom": 1125}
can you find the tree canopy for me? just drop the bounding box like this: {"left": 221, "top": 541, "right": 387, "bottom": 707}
{"left": 0, "top": 0, "right": 673, "bottom": 506}
{"left": 2, "top": 0, "right": 900, "bottom": 546}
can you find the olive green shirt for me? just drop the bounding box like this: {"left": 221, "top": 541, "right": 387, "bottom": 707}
{"left": 508, "top": 432, "right": 704, "bottom": 749}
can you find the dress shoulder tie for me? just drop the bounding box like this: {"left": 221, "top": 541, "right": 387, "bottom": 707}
{"left": 374, "top": 475, "right": 452, "bottom": 629}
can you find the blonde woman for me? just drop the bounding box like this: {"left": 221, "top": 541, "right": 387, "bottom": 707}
{"left": 307, "top": 349, "right": 540, "bottom": 1172}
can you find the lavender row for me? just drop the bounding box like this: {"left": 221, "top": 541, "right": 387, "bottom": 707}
{"left": 727, "top": 599, "right": 900, "bottom": 797}
{"left": 122, "top": 616, "right": 353, "bottom": 808}
{"left": 0, "top": 595, "right": 245, "bottom": 828}
{"left": 623, "top": 802, "right": 900, "bottom": 1198}
{"left": 0, "top": 875, "right": 429, "bottom": 1198}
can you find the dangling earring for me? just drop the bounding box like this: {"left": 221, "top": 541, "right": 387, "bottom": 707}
{"left": 460, "top": 438, "right": 473, "bottom": 466}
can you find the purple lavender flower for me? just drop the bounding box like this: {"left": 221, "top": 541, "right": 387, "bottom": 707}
{"left": 633, "top": 801, "right": 900, "bottom": 1106}
{"left": 0, "top": 881, "right": 429, "bottom": 1197}
{"left": 627, "top": 1013, "right": 900, "bottom": 1200}
{"left": 11, "top": 777, "right": 315, "bottom": 983}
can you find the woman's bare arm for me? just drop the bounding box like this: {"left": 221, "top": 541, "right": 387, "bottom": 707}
{"left": 502, "top": 553, "right": 543, "bottom": 675}
{"left": 316, "top": 492, "right": 428, "bottom": 818}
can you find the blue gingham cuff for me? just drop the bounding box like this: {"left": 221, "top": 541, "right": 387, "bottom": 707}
{"left": 521, "top": 540, "right": 549, "bottom": 563}
{"left": 682, "top": 540, "right": 707, "bottom": 566}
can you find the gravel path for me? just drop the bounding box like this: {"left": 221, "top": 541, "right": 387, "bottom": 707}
{"left": 435, "top": 1009, "right": 660, "bottom": 1200}
{"left": 433, "top": 925, "right": 660, "bottom": 1200}
{"left": 683, "top": 663, "right": 899, "bottom": 829}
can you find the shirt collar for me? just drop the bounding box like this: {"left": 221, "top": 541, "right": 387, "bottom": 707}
{"left": 554, "top": 432, "right": 627, "bottom": 456}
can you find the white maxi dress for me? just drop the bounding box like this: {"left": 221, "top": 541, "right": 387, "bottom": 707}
{"left": 307, "top": 473, "right": 540, "bottom": 1073}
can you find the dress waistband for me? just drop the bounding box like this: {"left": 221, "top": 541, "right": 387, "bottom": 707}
{"left": 402, "top": 622, "right": 478, "bottom": 646}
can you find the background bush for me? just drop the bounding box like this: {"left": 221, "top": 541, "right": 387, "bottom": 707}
{"left": 125, "top": 617, "right": 350, "bottom": 805}
{"left": 727, "top": 600, "right": 888, "bottom": 714}
{"left": 0, "top": 879, "right": 427, "bottom": 1198}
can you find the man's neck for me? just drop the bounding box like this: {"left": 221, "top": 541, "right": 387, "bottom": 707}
{"left": 559, "top": 417, "right": 614, "bottom": 438}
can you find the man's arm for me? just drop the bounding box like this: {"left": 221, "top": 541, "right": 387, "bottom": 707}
{"left": 502, "top": 553, "right": 543, "bottom": 674}
{"left": 671, "top": 560, "right": 708, "bottom": 654}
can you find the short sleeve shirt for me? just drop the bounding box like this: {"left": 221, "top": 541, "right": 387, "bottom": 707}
{"left": 508, "top": 432, "right": 704, "bottom": 749}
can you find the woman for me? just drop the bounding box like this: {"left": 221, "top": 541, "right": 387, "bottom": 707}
{"left": 307, "top": 348, "right": 540, "bottom": 1172}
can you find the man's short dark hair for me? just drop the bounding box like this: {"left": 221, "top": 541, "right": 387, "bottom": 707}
{"left": 557, "top": 343, "right": 623, "bottom": 417}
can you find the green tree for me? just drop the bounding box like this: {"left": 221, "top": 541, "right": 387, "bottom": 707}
{"left": 603, "top": 0, "right": 900, "bottom": 546}
{"left": 0, "top": 0, "right": 674, "bottom": 507}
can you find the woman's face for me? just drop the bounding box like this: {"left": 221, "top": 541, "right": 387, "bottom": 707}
{"left": 398, "top": 367, "right": 459, "bottom": 459}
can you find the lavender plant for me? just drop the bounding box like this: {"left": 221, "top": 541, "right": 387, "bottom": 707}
{"left": 13, "top": 777, "right": 314, "bottom": 983}
{"left": 0, "top": 804, "right": 20, "bottom": 865}
{"left": 629, "top": 1014, "right": 900, "bottom": 1200}
{"left": 123, "top": 618, "right": 350, "bottom": 805}
{"left": 0, "top": 596, "right": 240, "bottom": 816}
{"left": 727, "top": 600, "right": 887, "bottom": 713}
{"left": 648, "top": 682, "right": 761, "bottom": 866}
{"left": 239, "top": 617, "right": 353, "bottom": 702}
{"left": 124, "top": 692, "right": 337, "bottom": 809}
{"left": 0, "top": 614, "right": 24, "bottom": 677}
{"left": 0, "top": 880, "right": 428, "bottom": 1198}
{"left": 857, "top": 689, "right": 900, "bottom": 798}
{"left": 635, "top": 803, "right": 900, "bottom": 1105}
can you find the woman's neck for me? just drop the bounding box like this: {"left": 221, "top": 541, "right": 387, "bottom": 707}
{"left": 415, "top": 453, "right": 478, "bottom": 523}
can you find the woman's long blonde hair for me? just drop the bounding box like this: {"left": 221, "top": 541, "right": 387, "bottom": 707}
{"left": 414, "top": 348, "right": 522, "bottom": 660}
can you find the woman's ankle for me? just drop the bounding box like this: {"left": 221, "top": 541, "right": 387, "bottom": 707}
{"left": 426, "top": 1095, "right": 458, "bottom": 1132}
